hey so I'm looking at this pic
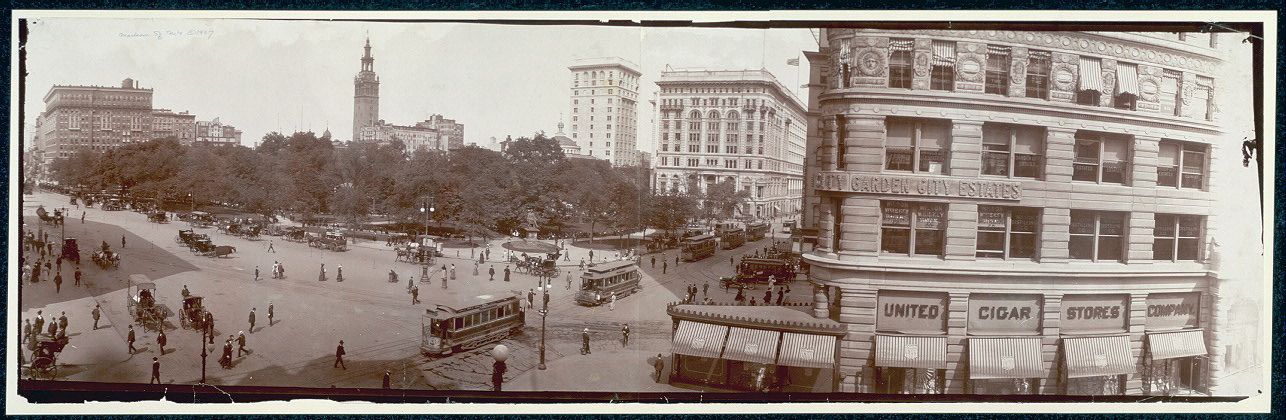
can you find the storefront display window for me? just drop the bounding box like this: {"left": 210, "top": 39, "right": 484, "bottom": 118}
{"left": 676, "top": 354, "right": 726, "bottom": 386}
{"left": 875, "top": 367, "right": 944, "bottom": 394}
{"left": 1064, "top": 374, "right": 1124, "bottom": 396}
{"left": 972, "top": 378, "right": 1039, "bottom": 395}
{"left": 1144, "top": 356, "right": 1206, "bottom": 396}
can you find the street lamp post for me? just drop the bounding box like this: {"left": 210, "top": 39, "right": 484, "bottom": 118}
{"left": 199, "top": 337, "right": 207, "bottom": 383}
{"left": 538, "top": 283, "right": 550, "bottom": 370}
{"left": 491, "top": 344, "right": 509, "bottom": 392}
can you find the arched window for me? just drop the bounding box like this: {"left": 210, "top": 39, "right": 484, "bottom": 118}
{"left": 689, "top": 110, "right": 702, "bottom": 120}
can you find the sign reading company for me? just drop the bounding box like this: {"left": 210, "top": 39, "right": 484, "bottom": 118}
{"left": 1145, "top": 292, "right": 1200, "bottom": 331}
{"left": 877, "top": 290, "right": 948, "bottom": 334}
{"left": 968, "top": 293, "right": 1043, "bottom": 335}
{"left": 1061, "top": 294, "right": 1129, "bottom": 334}
{"left": 814, "top": 172, "right": 1022, "bottom": 200}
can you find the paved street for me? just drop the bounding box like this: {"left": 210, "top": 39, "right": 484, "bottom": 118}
{"left": 18, "top": 190, "right": 796, "bottom": 391}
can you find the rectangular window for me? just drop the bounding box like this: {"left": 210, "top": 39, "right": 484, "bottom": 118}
{"left": 976, "top": 206, "right": 1039, "bottom": 259}
{"left": 707, "top": 145, "right": 718, "bottom": 153}
{"left": 841, "top": 63, "right": 851, "bottom": 88}
{"left": 1069, "top": 210, "right": 1126, "bottom": 262}
{"left": 1073, "top": 132, "right": 1128, "bottom": 184}
{"left": 1153, "top": 214, "right": 1202, "bottom": 261}
{"left": 881, "top": 201, "right": 946, "bottom": 256}
{"left": 1192, "top": 76, "right": 1213, "bottom": 121}
{"left": 889, "top": 39, "right": 914, "bottom": 89}
{"left": 1114, "top": 63, "right": 1139, "bottom": 110}
{"left": 981, "top": 123, "right": 1044, "bottom": 178}
{"left": 985, "top": 45, "right": 1011, "bottom": 95}
{"left": 1160, "top": 70, "right": 1182, "bottom": 116}
{"left": 835, "top": 115, "right": 847, "bottom": 169}
{"left": 831, "top": 198, "right": 843, "bottom": 250}
{"left": 1076, "top": 57, "right": 1103, "bottom": 106}
{"left": 885, "top": 118, "right": 949, "bottom": 174}
{"left": 1157, "top": 140, "right": 1207, "bottom": 189}
{"left": 726, "top": 145, "right": 737, "bottom": 154}
{"left": 1026, "top": 51, "right": 1051, "bottom": 99}
{"left": 930, "top": 41, "right": 956, "bottom": 91}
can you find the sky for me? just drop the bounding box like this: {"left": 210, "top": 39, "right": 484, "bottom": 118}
{"left": 22, "top": 18, "right": 817, "bottom": 152}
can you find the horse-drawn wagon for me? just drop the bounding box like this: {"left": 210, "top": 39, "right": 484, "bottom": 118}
{"left": 127, "top": 275, "right": 170, "bottom": 332}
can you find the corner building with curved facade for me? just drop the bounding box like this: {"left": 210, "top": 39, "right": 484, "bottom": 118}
{"left": 802, "top": 29, "right": 1233, "bottom": 396}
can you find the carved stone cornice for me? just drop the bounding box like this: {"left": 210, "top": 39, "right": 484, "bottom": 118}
{"left": 830, "top": 29, "right": 1220, "bottom": 77}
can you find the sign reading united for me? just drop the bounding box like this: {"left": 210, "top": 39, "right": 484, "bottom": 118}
{"left": 814, "top": 172, "right": 1023, "bottom": 200}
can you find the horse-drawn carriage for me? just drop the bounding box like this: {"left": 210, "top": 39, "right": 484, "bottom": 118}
{"left": 35, "top": 206, "right": 65, "bottom": 226}
{"left": 148, "top": 211, "right": 169, "bottom": 224}
{"left": 100, "top": 198, "right": 125, "bottom": 211}
{"left": 127, "top": 275, "right": 170, "bottom": 332}
{"left": 262, "top": 224, "right": 285, "bottom": 237}
{"left": 25, "top": 336, "right": 70, "bottom": 379}
{"left": 61, "top": 238, "right": 80, "bottom": 265}
{"left": 179, "top": 295, "right": 211, "bottom": 331}
{"left": 219, "top": 222, "right": 262, "bottom": 239}
{"left": 282, "top": 226, "right": 309, "bottom": 243}
{"left": 719, "top": 257, "right": 796, "bottom": 290}
{"left": 91, "top": 249, "right": 121, "bottom": 269}
{"left": 204, "top": 245, "right": 236, "bottom": 258}
{"left": 514, "top": 252, "right": 561, "bottom": 278}
{"left": 307, "top": 231, "right": 347, "bottom": 252}
{"left": 395, "top": 242, "right": 439, "bottom": 264}
{"left": 186, "top": 211, "right": 216, "bottom": 228}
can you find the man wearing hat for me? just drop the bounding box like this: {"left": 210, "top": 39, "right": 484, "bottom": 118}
{"left": 334, "top": 340, "right": 347, "bottom": 369}
{"left": 581, "top": 328, "right": 591, "bottom": 355}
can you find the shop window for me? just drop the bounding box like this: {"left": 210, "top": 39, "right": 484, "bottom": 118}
{"left": 885, "top": 118, "right": 949, "bottom": 174}
{"left": 976, "top": 206, "right": 1039, "bottom": 260}
{"left": 1072, "top": 132, "right": 1129, "bottom": 184}
{"left": 929, "top": 41, "right": 956, "bottom": 91}
{"left": 881, "top": 201, "right": 946, "bottom": 256}
{"left": 875, "top": 367, "right": 945, "bottom": 394}
{"left": 985, "top": 45, "right": 1011, "bottom": 95}
{"left": 1153, "top": 214, "right": 1203, "bottom": 261}
{"left": 1145, "top": 356, "right": 1208, "bottom": 396}
{"left": 1157, "top": 140, "right": 1207, "bottom": 189}
{"left": 981, "top": 123, "right": 1044, "bottom": 178}
{"left": 888, "top": 38, "right": 914, "bottom": 89}
{"left": 1069, "top": 210, "right": 1126, "bottom": 262}
{"left": 971, "top": 379, "right": 1039, "bottom": 395}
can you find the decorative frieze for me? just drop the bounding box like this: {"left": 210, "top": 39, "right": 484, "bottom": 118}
{"left": 853, "top": 36, "right": 888, "bottom": 87}
{"left": 912, "top": 38, "right": 932, "bottom": 91}
{"left": 954, "top": 42, "right": 987, "bottom": 93}
{"left": 1049, "top": 52, "right": 1079, "bottom": 103}
{"left": 1008, "top": 47, "right": 1029, "bottom": 98}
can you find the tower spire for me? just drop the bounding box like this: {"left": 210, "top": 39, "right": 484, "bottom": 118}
{"left": 361, "top": 35, "right": 374, "bottom": 72}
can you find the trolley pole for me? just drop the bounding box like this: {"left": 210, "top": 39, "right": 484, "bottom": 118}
{"left": 538, "top": 283, "right": 549, "bottom": 370}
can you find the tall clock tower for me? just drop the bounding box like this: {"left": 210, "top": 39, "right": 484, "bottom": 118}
{"left": 352, "top": 37, "right": 380, "bottom": 142}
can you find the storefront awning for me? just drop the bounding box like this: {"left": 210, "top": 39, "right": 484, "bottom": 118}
{"left": 671, "top": 320, "right": 728, "bottom": 360}
{"left": 968, "top": 337, "right": 1045, "bottom": 379}
{"left": 1063, "top": 335, "right": 1135, "bottom": 379}
{"left": 1147, "top": 330, "right": 1207, "bottom": 361}
{"left": 777, "top": 332, "right": 837, "bottom": 369}
{"left": 722, "top": 327, "right": 780, "bottom": 365}
{"left": 874, "top": 334, "right": 948, "bottom": 370}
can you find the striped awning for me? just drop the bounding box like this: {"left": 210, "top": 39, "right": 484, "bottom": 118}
{"left": 931, "top": 41, "right": 956, "bottom": 67}
{"left": 875, "top": 334, "right": 948, "bottom": 369}
{"left": 1063, "top": 335, "right": 1135, "bottom": 379}
{"left": 1078, "top": 58, "right": 1104, "bottom": 93}
{"left": 1116, "top": 64, "right": 1140, "bottom": 96}
{"left": 722, "top": 327, "right": 780, "bottom": 365}
{"left": 1147, "top": 330, "right": 1207, "bottom": 361}
{"left": 889, "top": 39, "right": 914, "bottom": 54}
{"left": 968, "top": 338, "right": 1046, "bottom": 379}
{"left": 778, "top": 333, "right": 837, "bottom": 369}
{"left": 671, "top": 320, "right": 728, "bottom": 359}
{"left": 986, "top": 45, "right": 1012, "bottom": 56}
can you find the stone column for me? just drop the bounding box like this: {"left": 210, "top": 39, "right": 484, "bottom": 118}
{"left": 1044, "top": 127, "right": 1077, "bottom": 184}
{"left": 912, "top": 38, "right": 933, "bottom": 91}
{"left": 1099, "top": 58, "right": 1118, "bottom": 107}
{"left": 1126, "top": 293, "right": 1148, "bottom": 395}
{"left": 1039, "top": 294, "right": 1063, "bottom": 395}
{"left": 1039, "top": 207, "right": 1071, "bottom": 262}
{"left": 944, "top": 202, "right": 978, "bottom": 261}
{"left": 1135, "top": 64, "right": 1163, "bottom": 113}
{"left": 944, "top": 292, "right": 970, "bottom": 394}
{"left": 846, "top": 114, "right": 886, "bottom": 173}
{"left": 837, "top": 287, "right": 877, "bottom": 393}
{"left": 949, "top": 121, "right": 984, "bottom": 178}
{"left": 954, "top": 42, "right": 986, "bottom": 93}
{"left": 1131, "top": 135, "right": 1160, "bottom": 188}
{"left": 1049, "top": 52, "right": 1079, "bottom": 103}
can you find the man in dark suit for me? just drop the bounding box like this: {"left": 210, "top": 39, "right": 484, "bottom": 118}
{"left": 334, "top": 340, "right": 347, "bottom": 369}
{"left": 151, "top": 357, "right": 161, "bottom": 384}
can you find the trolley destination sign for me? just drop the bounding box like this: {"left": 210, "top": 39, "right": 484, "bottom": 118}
{"left": 813, "top": 172, "right": 1023, "bottom": 200}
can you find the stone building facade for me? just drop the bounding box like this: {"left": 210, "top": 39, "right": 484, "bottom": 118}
{"left": 652, "top": 69, "right": 807, "bottom": 220}
{"left": 801, "top": 29, "right": 1246, "bottom": 396}
{"left": 568, "top": 57, "right": 643, "bottom": 167}
{"left": 194, "top": 117, "right": 243, "bottom": 146}
{"left": 150, "top": 108, "right": 196, "bottom": 144}
{"left": 35, "top": 78, "right": 157, "bottom": 165}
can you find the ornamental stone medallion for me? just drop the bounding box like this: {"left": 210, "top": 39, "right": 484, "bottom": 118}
{"left": 914, "top": 52, "right": 931, "bottom": 76}
{"left": 857, "top": 49, "right": 885, "bottom": 77}
{"left": 1010, "top": 61, "right": 1027, "bottom": 84}
{"left": 1139, "top": 78, "right": 1159, "bottom": 101}
{"left": 1102, "top": 70, "right": 1115, "bottom": 94}
{"left": 1053, "top": 66, "right": 1076, "bottom": 91}
{"left": 958, "top": 57, "right": 984, "bottom": 82}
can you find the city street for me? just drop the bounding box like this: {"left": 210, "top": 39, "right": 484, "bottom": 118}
{"left": 18, "top": 190, "right": 795, "bottom": 391}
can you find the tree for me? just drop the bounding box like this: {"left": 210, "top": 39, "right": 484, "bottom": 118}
{"left": 644, "top": 194, "right": 698, "bottom": 236}
{"left": 502, "top": 133, "right": 565, "bottom": 166}
{"left": 701, "top": 179, "right": 751, "bottom": 222}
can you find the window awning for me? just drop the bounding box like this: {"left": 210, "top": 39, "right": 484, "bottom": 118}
{"left": 889, "top": 39, "right": 914, "bottom": 54}
{"left": 986, "top": 45, "right": 1012, "bottom": 56}
{"left": 1063, "top": 335, "right": 1136, "bottom": 379}
{"left": 874, "top": 334, "right": 948, "bottom": 369}
{"left": 671, "top": 320, "right": 727, "bottom": 359}
{"left": 777, "top": 332, "right": 837, "bottom": 369}
{"left": 722, "top": 327, "right": 780, "bottom": 365}
{"left": 1078, "top": 58, "right": 1104, "bottom": 93}
{"left": 1116, "top": 64, "right": 1140, "bottom": 96}
{"left": 1147, "top": 330, "right": 1207, "bottom": 361}
{"left": 931, "top": 41, "right": 957, "bottom": 67}
{"left": 968, "top": 337, "right": 1046, "bottom": 379}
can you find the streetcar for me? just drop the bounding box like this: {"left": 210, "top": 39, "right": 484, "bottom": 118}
{"left": 745, "top": 221, "right": 770, "bottom": 241}
{"left": 574, "top": 260, "right": 641, "bottom": 306}
{"left": 680, "top": 234, "right": 718, "bottom": 262}
{"left": 682, "top": 224, "right": 708, "bottom": 238}
{"left": 715, "top": 221, "right": 746, "bottom": 250}
{"left": 421, "top": 294, "right": 525, "bottom": 356}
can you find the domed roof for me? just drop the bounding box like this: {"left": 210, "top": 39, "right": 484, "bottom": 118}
{"left": 552, "top": 120, "right": 578, "bottom": 149}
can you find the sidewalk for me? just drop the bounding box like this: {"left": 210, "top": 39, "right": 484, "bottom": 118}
{"left": 505, "top": 348, "right": 696, "bottom": 392}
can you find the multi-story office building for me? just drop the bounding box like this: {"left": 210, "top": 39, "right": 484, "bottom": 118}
{"left": 802, "top": 29, "right": 1243, "bottom": 396}
{"left": 151, "top": 108, "right": 197, "bottom": 144}
{"left": 35, "top": 78, "right": 156, "bottom": 164}
{"left": 652, "top": 69, "right": 807, "bottom": 219}
{"left": 568, "top": 57, "right": 642, "bottom": 166}
{"left": 194, "top": 118, "right": 243, "bottom": 146}
{"left": 426, "top": 114, "right": 466, "bottom": 151}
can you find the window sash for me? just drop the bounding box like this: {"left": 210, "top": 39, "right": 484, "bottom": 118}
{"left": 882, "top": 202, "right": 945, "bottom": 256}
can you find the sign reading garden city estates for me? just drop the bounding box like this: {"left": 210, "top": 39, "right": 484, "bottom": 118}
{"left": 814, "top": 172, "right": 1022, "bottom": 200}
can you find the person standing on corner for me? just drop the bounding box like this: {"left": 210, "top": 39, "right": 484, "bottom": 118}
{"left": 580, "top": 328, "right": 591, "bottom": 355}
{"left": 504, "top": 266, "right": 511, "bottom": 282}
{"left": 319, "top": 263, "right": 327, "bottom": 282}
{"left": 337, "top": 265, "right": 344, "bottom": 282}
{"left": 489, "top": 265, "right": 495, "bottom": 281}
{"left": 150, "top": 357, "right": 161, "bottom": 384}
{"left": 248, "top": 308, "right": 256, "bottom": 333}
{"left": 127, "top": 324, "right": 137, "bottom": 354}
{"left": 157, "top": 329, "right": 167, "bottom": 355}
{"left": 268, "top": 302, "right": 274, "bottom": 326}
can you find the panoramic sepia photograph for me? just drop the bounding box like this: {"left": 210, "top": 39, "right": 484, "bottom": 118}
{"left": 9, "top": 11, "right": 1271, "bottom": 412}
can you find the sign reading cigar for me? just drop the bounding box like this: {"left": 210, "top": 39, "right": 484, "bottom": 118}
{"left": 1061, "top": 294, "right": 1129, "bottom": 334}
{"left": 968, "top": 293, "right": 1043, "bottom": 335}
{"left": 877, "top": 290, "right": 948, "bottom": 334}
{"left": 814, "top": 171, "right": 1022, "bottom": 200}
{"left": 1145, "top": 292, "right": 1200, "bottom": 331}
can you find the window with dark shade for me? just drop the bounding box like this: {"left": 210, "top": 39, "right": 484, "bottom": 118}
{"left": 836, "top": 115, "right": 848, "bottom": 170}
{"left": 982, "top": 123, "right": 1044, "bottom": 178}
{"left": 886, "top": 118, "right": 949, "bottom": 174}
{"left": 1073, "top": 132, "right": 1129, "bottom": 185}
{"left": 977, "top": 206, "right": 1040, "bottom": 259}
{"left": 889, "top": 38, "right": 914, "bottom": 89}
{"left": 985, "top": 45, "right": 1011, "bottom": 95}
{"left": 1069, "top": 210, "right": 1126, "bottom": 262}
{"left": 1157, "top": 140, "right": 1207, "bottom": 189}
{"left": 1154, "top": 214, "right": 1202, "bottom": 261}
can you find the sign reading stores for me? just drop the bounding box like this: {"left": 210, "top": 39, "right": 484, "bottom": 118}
{"left": 814, "top": 172, "right": 1022, "bottom": 200}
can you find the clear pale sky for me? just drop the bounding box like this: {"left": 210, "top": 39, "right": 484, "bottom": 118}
{"left": 22, "top": 18, "right": 817, "bottom": 152}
